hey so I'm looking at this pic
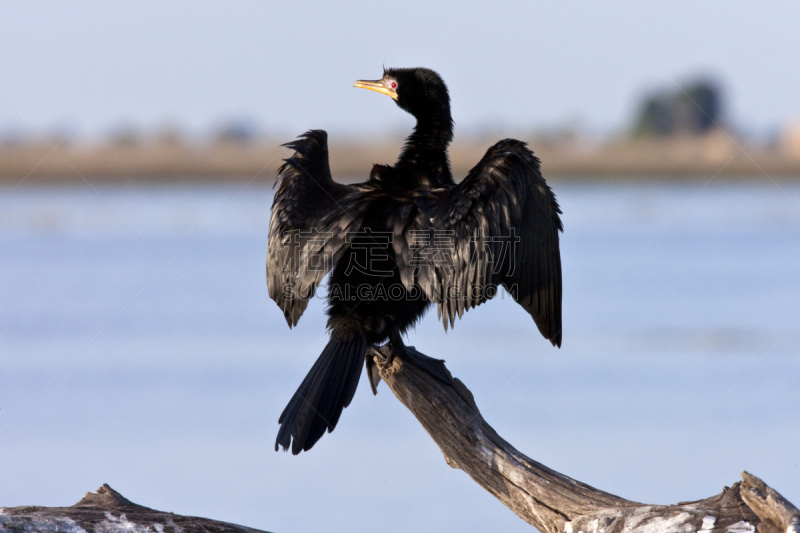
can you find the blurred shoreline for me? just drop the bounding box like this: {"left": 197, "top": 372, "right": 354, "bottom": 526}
{"left": 2, "top": 130, "right": 800, "bottom": 184}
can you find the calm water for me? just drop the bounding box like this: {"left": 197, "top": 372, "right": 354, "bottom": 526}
{"left": 1, "top": 180, "right": 798, "bottom": 533}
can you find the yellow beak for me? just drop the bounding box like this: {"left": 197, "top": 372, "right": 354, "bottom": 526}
{"left": 353, "top": 79, "right": 398, "bottom": 101}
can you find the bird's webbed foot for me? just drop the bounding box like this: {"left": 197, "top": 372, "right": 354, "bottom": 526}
{"left": 398, "top": 344, "right": 452, "bottom": 386}
{"left": 366, "top": 335, "right": 452, "bottom": 395}
{"left": 366, "top": 345, "right": 391, "bottom": 395}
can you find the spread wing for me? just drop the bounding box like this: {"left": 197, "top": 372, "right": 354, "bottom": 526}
{"left": 267, "top": 130, "right": 359, "bottom": 327}
{"left": 394, "top": 139, "right": 563, "bottom": 346}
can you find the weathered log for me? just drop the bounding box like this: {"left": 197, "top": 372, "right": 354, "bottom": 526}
{"left": 0, "top": 484, "right": 269, "bottom": 533}
{"left": 374, "top": 345, "right": 799, "bottom": 533}
{"left": 3, "top": 351, "right": 795, "bottom": 533}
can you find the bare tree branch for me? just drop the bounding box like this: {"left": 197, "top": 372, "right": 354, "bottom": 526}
{"left": 2, "top": 349, "right": 796, "bottom": 533}
{"left": 0, "top": 484, "right": 269, "bottom": 533}
{"left": 375, "top": 346, "right": 799, "bottom": 533}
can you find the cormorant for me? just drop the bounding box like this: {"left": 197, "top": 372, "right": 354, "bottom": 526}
{"left": 268, "top": 67, "right": 563, "bottom": 454}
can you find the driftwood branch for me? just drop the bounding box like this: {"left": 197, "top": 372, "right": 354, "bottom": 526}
{"left": 0, "top": 484, "right": 269, "bottom": 533}
{"left": 375, "top": 345, "right": 799, "bottom": 533}
{"left": 3, "top": 351, "right": 796, "bottom": 533}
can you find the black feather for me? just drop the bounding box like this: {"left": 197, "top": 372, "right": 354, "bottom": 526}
{"left": 268, "top": 68, "right": 564, "bottom": 454}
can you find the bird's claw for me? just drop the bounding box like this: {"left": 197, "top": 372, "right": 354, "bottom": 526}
{"left": 365, "top": 347, "right": 384, "bottom": 395}
{"left": 366, "top": 344, "right": 399, "bottom": 395}
{"left": 376, "top": 344, "right": 396, "bottom": 366}
{"left": 367, "top": 342, "right": 451, "bottom": 396}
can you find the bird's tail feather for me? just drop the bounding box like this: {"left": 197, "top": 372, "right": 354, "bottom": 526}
{"left": 275, "top": 334, "right": 367, "bottom": 455}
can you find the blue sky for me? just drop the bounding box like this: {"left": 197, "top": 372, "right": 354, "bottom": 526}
{"left": 0, "top": 1, "right": 798, "bottom": 140}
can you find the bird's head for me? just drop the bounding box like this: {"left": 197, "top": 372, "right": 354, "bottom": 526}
{"left": 354, "top": 67, "right": 451, "bottom": 122}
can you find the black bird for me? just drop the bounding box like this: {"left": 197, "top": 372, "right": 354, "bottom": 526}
{"left": 268, "top": 67, "right": 563, "bottom": 454}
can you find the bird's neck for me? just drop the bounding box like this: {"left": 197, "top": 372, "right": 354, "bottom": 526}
{"left": 395, "top": 114, "right": 454, "bottom": 189}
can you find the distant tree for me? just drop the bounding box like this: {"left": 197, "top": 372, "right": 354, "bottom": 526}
{"left": 632, "top": 79, "right": 722, "bottom": 137}
{"left": 633, "top": 97, "right": 674, "bottom": 137}
{"left": 215, "top": 118, "right": 258, "bottom": 143}
{"left": 683, "top": 82, "right": 720, "bottom": 132}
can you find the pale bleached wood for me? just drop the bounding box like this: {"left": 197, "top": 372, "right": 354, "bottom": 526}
{"left": 2, "top": 353, "right": 796, "bottom": 533}
{"left": 375, "top": 346, "right": 799, "bottom": 533}
{"left": 0, "top": 484, "right": 269, "bottom": 533}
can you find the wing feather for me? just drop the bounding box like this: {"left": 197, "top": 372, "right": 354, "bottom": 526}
{"left": 266, "top": 130, "right": 360, "bottom": 327}
{"left": 395, "top": 139, "right": 563, "bottom": 346}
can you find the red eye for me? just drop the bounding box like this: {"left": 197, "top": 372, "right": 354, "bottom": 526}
{"left": 391, "top": 82, "right": 397, "bottom": 88}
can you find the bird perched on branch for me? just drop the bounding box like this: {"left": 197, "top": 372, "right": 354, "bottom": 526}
{"left": 267, "top": 67, "right": 563, "bottom": 454}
